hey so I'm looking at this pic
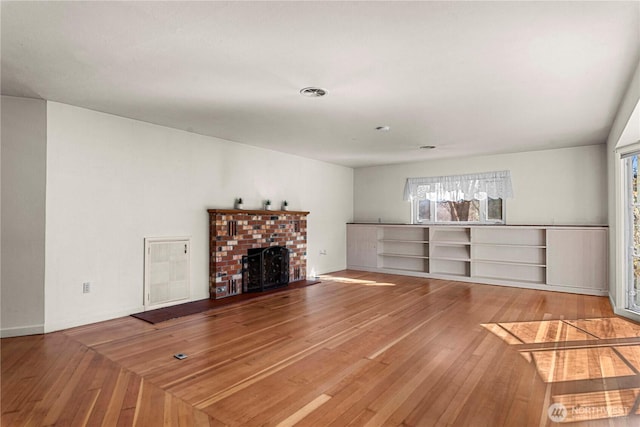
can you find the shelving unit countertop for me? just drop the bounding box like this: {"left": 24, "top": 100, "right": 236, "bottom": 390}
{"left": 348, "top": 222, "right": 607, "bottom": 228}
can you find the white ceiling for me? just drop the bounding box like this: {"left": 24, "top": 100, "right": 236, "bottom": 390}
{"left": 2, "top": 1, "right": 639, "bottom": 168}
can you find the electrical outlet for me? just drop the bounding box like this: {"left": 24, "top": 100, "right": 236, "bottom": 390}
{"left": 83, "top": 282, "right": 90, "bottom": 293}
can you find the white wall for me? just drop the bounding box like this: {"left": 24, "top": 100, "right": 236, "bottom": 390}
{"left": 45, "top": 102, "right": 353, "bottom": 332}
{"left": 1, "top": 96, "right": 47, "bottom": 337}
{"left": 607, "top": 59, "right": 640, "bottom": 319}
{"left": 354, "top": 145, "right": 607, "bottom": 225}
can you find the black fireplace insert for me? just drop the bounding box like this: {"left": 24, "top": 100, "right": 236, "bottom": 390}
{"left": 242, "top": 246, "right": 290, "bottom": 293}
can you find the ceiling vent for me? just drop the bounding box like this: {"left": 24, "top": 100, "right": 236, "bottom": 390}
{"left": 300, "top": 87, "right": 328, "bottom": 98}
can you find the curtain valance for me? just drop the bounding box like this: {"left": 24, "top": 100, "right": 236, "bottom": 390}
{"left": 403, "top": 170, "right": 513, "bottom": 202}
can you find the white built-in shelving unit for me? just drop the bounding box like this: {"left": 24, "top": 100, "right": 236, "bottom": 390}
{"left": 429, "top": 227, "right": 471, "bottom": 278}
{"left": 378, "top": 226, "right": 429, "bottom": 272}
{"left": 347, "top": 224, "right": 608, "bottom": 296}
{"left": 471, "top": 227, "right": 546, "bottom": 285}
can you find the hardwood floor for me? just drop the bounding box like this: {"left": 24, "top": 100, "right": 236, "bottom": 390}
{"left": 3, "top": 270, "right": 640, "bottom": 426}
{"left": 1, "top": 332, "right": 214, "bottom": 426}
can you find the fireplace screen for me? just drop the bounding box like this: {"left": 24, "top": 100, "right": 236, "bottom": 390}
{"left": 243, "top": 246, "right": 290, "bottom": 292}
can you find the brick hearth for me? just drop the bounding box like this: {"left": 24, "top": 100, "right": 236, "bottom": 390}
{"left": 208, "top": 209, "right": 309, "bottom": 299}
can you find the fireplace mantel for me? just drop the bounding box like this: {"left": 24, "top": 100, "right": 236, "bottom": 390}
{"left": 208, "top": 209, "right": 310, "bottom": 216}
{"left": 208, "top": 209, "right": 309, "bottom": 299}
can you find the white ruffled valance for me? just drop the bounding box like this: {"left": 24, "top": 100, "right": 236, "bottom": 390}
{"left": 403, "top": 170, "right": 513, "bottom": 202}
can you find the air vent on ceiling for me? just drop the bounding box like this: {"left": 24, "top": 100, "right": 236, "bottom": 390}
{"left": 300, "top": 87, "right": 328, "bottom": 97}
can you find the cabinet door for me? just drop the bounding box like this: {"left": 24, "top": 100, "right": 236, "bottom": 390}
{"left": 347, "top": 226, "right": 379, "bottom": 268}
{"left": 547, "top": 229, "right": 607, "bottom": 290}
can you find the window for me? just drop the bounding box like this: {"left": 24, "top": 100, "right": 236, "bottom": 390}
{"left": 624, "top": 153, "right": 640, "bottom": 313}
{"left": 404, "top": 171, "right": 512, "bottom": 224}
{"left": 414, "top": 194, "right": 504, "bottom": 224}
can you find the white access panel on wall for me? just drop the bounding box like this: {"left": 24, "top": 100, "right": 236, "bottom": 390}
{"left": 144, "top": 237, "right": 190, "bottom": 310}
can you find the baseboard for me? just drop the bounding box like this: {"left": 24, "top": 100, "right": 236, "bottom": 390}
{"left": 609, "top": 293, "right": 617, "bottom": 312}
{"left": 44, "top": 306, "right": 145, "bottom": 333}
{"left": 611, "top": 305, "right": 640, "bottom": 323}
{"left": 345, "top": 266, "right": 609, "bottom": 296}
{"left": 1, "top": 324, "right": 45, "bottom": 338}
{"left": 607, "top": 293, "right": 640, "bottom": 323}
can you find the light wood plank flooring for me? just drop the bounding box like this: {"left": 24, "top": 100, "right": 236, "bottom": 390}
{"left": 3, "top": 270, "right": 640, "bottom": 426}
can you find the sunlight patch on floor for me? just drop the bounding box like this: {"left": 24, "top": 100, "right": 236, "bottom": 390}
{"left": 565, "top": 317, "right": 640, "bottom": 339}
{"left": 499, "top": 320, "right": 594, "bottom": 343}
{"left": 482, "top": 317, "right": 640, "bottom": 423}
{"left": 320, "top": 276, "right": 397, "bottom": 287}
{"left": 531, "top": 347, "right": 635, "bottom": 383}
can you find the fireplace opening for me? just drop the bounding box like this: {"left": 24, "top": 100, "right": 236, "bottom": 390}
{"left": 243, "top": 246, "right": 290, "bottom": 293}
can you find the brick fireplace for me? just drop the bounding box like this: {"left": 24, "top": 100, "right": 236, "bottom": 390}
{"left": 208, "top": 209, "right": 309, "bottom": 299}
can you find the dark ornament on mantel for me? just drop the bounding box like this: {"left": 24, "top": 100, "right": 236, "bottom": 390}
{"left": 207, "top": 208, "right": 310, "bottom": 215}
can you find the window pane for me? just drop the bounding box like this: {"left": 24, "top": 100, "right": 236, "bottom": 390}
{"left": 436, "top": 200, "right": 479, "bottom": 222}
{"left": 417, "top": 199, "right": 430, "bottom": 222}
{"left": 488, "top": 198, "right": 503, "bottom": 220}
{"left": 634, "top": 156, "right": 639, "bottom": 205}
{"left": 629, "top": 155, "right": 640, "bottom": 312}
{"left": 634, "top": 257, "right": 640, "bottom": 307}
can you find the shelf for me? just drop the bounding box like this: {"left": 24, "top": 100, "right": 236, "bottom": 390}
{"left": 472, "top": 243, "right": 546, "bottom": 249}
{"left": 472, "top": 227, "right": 545, "bottom": 246}
{"left": 430, "top": 228, "right": 471, "bottom": 245}
{"left": 472, "top": 275, "right": 546, "bottom": 285}
{"left": 381, "top": 255, "right": 428, "bottom": 272}
{"left": 208, "top": 208, "right": 310, "bottom": 216}
{"left": 473, "top": 259, "right": 546, "bottom": 267}
{"left": 434, "top": 272, "right": 470, "bottom": 278}
{"left": 473, "top": 261, "right": 546, "bottom": 284}
{"left": 380, "top": 253, "right": 429, "bottom": 259}
{"left": 379, "top": 239, "right": 429, "bottom": 258}
{"left": 430, "top": 256, "right": 470, "bottom": 262}
{"left": 379, "top": 239, "right": 429, "bottom": 243}
{"left": 430, "top": 258, "right": 471, "bottom": 277}
{"left": 472, "top": 244, "right": 545, "bottom": 266}
{"left": 383, "top": 267, "right": 427, "bottom": 273}
{"left": 431, "top": 241, "right": 472, "bottom": 246}
{"left": 430, "top": 242, "right": 471, "bottom": 261}
{"left": 381, "top": 227, "right": 429, "bottom": 242}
